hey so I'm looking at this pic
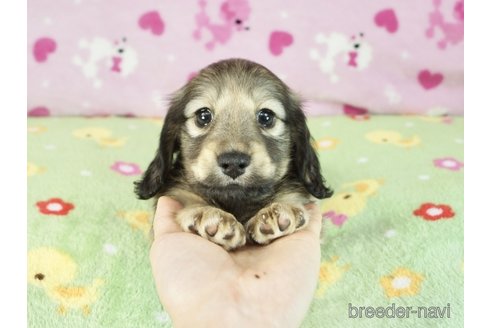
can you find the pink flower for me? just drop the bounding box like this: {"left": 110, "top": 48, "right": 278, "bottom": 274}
{"left": 433, "top": 157, "right": 464, "bottom": 171}
{"left": 111, "top": 161, "right": 142, "bottom": 176}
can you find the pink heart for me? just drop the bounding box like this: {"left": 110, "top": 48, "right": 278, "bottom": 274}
{"left": 139, "top": 11, "right": 165, "bottom": 36}
{"left": 33, "top": 38, "right": 57, "bottom": 63}
{"left": 418, "top": 70, "right": 444, "bottom": 90}
{"left": 269, "top": 31, "right": 293, "bottom": 56}
{"left": 28, "top": 106, "right": 51, "bottom": 117}
{"left": 374, "top": 9, "right": 398, "bottom": 33}
{"left": 343, "top": 104, "right": 368, "bottom": 116}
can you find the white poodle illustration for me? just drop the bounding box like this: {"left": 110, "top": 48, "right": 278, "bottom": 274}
{"left": 310, "top": 32, "right": 373, "bottom": 83}
{"left": 193, "top": 0, "right": 251, "bottom": 50}
{"left": 72, "top": 37, "right": 138, "bottom": 88}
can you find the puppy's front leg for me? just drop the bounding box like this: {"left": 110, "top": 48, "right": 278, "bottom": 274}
{"left": 163, "top": 188, "right": 246, "bottom": 250}
{"left": 246, "top": 202, "right": 309, "bottom": 245}
{"left": 176, "top": 206, "right": 246, "bottom": 251}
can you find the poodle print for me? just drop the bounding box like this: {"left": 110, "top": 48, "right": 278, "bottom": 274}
{"left": 310, "top": 32, "right": 373, "bottom": 83}
{"left": 193, "top": 0, "right": 251, "bottom": 50}
{"left": 426, "top": 0, "right": 464, "bottom": 49}
{"left": 72, "top": 37, "right": 138, "bottom": 88}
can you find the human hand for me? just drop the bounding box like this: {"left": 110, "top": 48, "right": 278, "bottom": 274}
{"left": 150, "top": 197, "right": 322, "bottom": 328}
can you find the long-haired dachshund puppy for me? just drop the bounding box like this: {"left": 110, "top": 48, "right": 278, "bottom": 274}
{"left": 135, "top": 58, "right": 333, "bottom": 250}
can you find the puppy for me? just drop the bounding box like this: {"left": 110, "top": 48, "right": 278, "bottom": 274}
{"left": 135, "top": 58, "right": 333, "bottom": 250}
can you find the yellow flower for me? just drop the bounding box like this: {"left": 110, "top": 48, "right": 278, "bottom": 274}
{"left": 315, "top": 137, "right": 339, "bottom": 150}
{"left": 380, "top": 267, "right": 424, "bottom": 297}
{"left": 27, "top": 126, "right": 47, "bottom": 134}
{"left": 27, "top": 162, "right": 45, "bottom": 176}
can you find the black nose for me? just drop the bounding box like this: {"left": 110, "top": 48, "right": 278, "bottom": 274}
{"left": 217, "top": 152, "right": 251, "bottom": 179}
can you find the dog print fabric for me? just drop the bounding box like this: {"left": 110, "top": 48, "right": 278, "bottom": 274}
{"left": 28, "top": 0, "right": 464, "bottom": 117}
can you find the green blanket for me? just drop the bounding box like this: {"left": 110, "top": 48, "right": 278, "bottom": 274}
{"left": 27, "top": 115, "right": 464, "bottom": 327}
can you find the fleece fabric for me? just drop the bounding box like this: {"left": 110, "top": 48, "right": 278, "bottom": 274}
{"left": 27, "top": 115, "right": 463, "bottom": 327}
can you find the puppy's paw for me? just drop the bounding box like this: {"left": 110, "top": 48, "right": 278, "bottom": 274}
{"left": 178, "top": 207, "right": 246, "bottom": 251}
{"left": 246, "top": 203, "right": 308, "bottom": 245}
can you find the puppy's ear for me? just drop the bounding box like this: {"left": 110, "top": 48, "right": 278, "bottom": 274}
{"left": 134, "top": 93, "right": 186, "bottom": 199}
{"left": 288, "top": 95, "right": 333, "bottom": 199}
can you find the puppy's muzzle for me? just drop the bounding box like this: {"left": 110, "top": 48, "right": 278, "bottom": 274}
{"left": 217, "top": 151, "right": 251, "bottom": 179}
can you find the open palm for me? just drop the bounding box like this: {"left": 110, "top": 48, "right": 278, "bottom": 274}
{"left": 150, "top": 197, "right": 322, "bottom": 328}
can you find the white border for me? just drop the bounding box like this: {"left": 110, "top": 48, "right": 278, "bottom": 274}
{"left": 0, "top": 0, "right": 27, "bottom": 326}
{"left": 465, "top": 1, "right": 492, "bottom": 327}
{"left": 4, "top": 1, "right": 481, "bottom": 327}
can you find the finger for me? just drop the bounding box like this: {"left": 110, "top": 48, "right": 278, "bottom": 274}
{"left": 302, "top": 202, "right": 322, "bottom": 236}
{"left": 153, "top": 196, "right": 184, "bottom": 238}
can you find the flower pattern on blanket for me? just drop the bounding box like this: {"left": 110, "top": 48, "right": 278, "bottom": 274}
{"left": 28, "top": 162, "right": 46, "bottom": 176}
{"left": 111, "top": 161, "right": 142, "bottom": 176}
{"left": 36, "top": 198, "right": 75, "bottom": 216}
{"left": 28, "top": 125, "right": 47, "bottom": 134}
{"left": 380, "top": 267, "right": 424, "bottom": 298}
{"left": 27, "top": 116, "right": 464, "bottom": 327}
{"left": 413, "top": 203, "right": 455, "bottom": 221}
{"left": 433, "top": 157, "right": 463, "bottom": 171}
{"left": 315, "top": 137, "right": 339, "bottom": 150}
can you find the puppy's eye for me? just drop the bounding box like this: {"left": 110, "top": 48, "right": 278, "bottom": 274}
{"left": 195, "top": 107, "right": 213, "bottom": 127}
{"left": 257, "top": 109, "right": 276, "bottom": 128}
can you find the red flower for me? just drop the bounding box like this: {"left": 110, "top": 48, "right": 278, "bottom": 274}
{"left": 36, "top": 198, "right": 75, "bottom": 216}
{"left": 413, "top": 203, "right": 454, "bottom": 221}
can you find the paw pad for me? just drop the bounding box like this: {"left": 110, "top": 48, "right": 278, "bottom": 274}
{"left": 181, "top": 208, "right": 246, "bottom": 250}
{"left": 246, "top": 203, "right": 308, "bottom": 245}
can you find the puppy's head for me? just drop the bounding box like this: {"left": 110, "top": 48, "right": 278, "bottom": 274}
{"left": 135, "top": 58, "right": 332, "bottom": 200}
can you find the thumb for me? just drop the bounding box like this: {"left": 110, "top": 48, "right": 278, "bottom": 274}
{"left": 303, "top": 202, "right": 322, "bottom": 236}
{"left": 152, "top": 196, "right": 184, "bottom": 239}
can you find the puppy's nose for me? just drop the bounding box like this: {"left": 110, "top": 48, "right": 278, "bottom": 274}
{"left": 217, "top": 152, "right": 251, "bottom": 179}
